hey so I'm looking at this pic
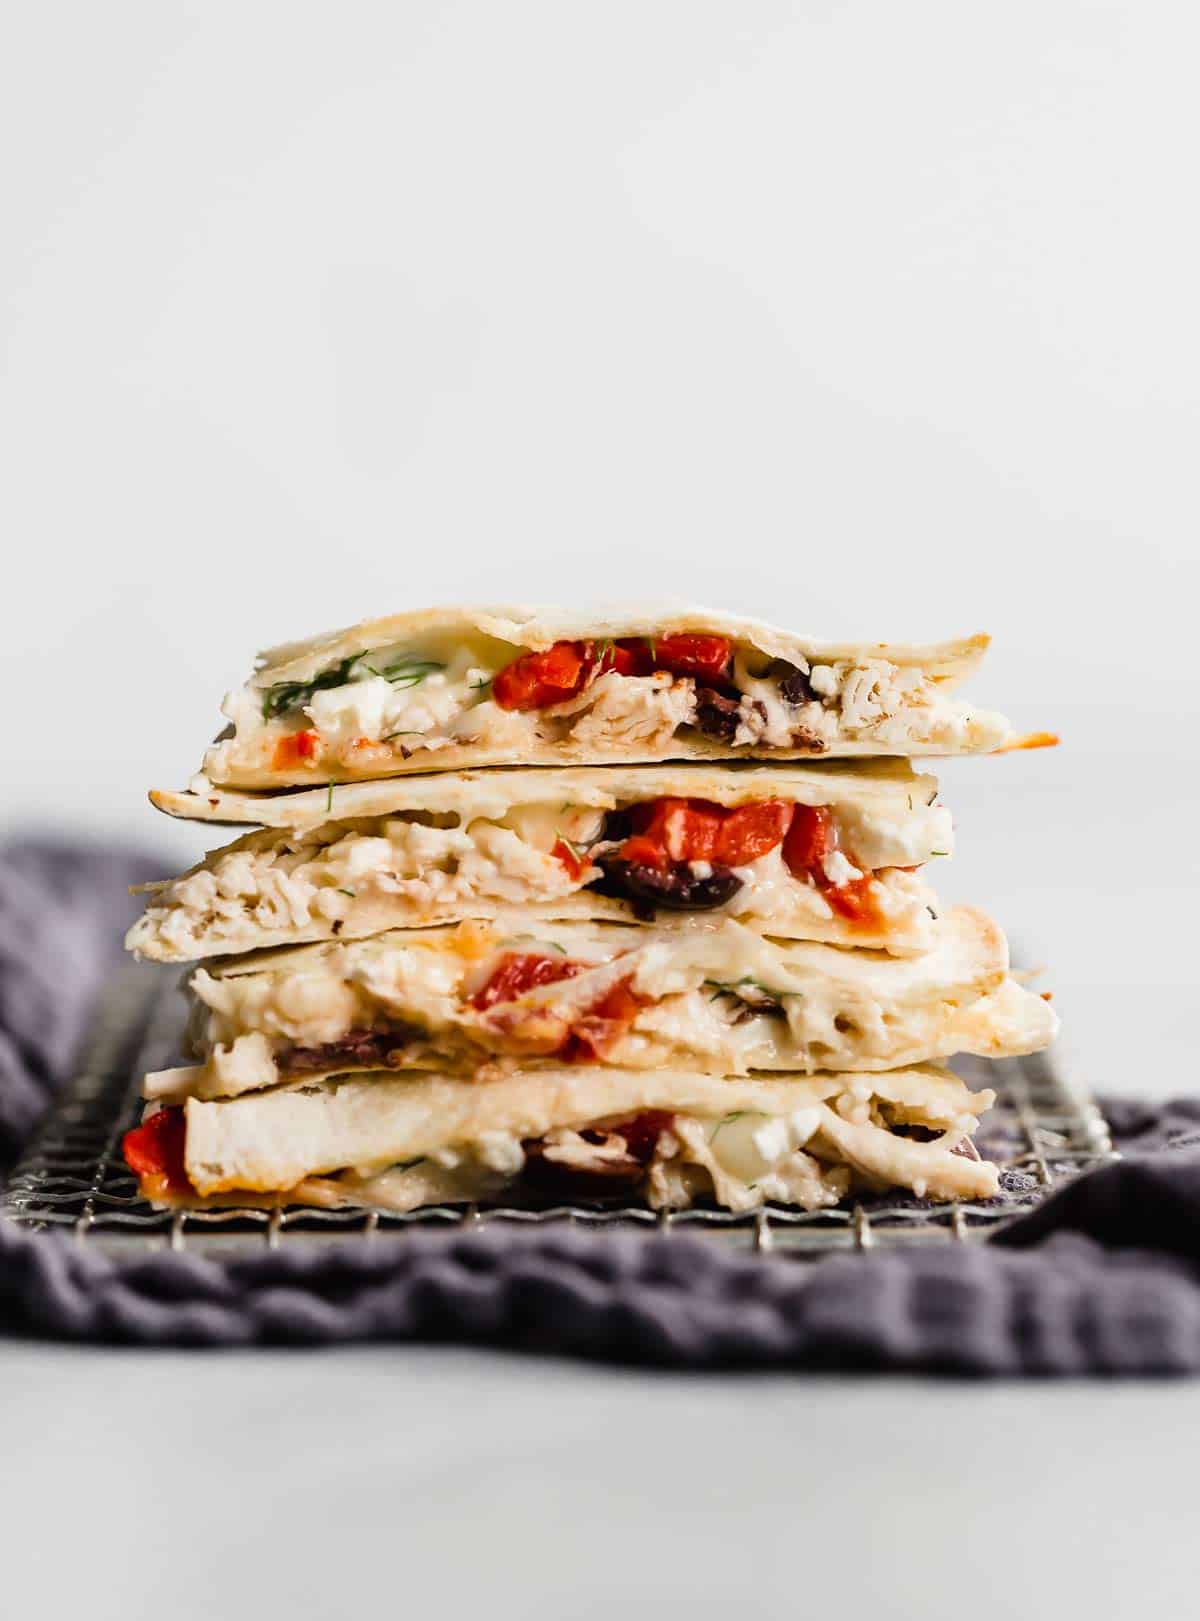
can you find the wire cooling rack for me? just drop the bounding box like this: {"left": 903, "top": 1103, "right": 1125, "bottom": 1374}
{"left": 1, "top": 964, "right": 1116, "bottom": 1258}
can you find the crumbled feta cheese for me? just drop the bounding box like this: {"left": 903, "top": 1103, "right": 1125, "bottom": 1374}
{"left": 307, "top": 676, "right": 391, "bottom": 743}
{"left": 822, "top": 850, "right": 863, "bottom": 886}
{"left": 751, "top": 1117, "right": 791, "bottom": 1165}
{"left": 808, "top": 664, "right": 839, "bottom": 698}
{"left": 474, "top": 1133, "right": 525, "bottom": 1175}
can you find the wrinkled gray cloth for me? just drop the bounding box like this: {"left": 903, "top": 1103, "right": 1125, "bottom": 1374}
{"left": 2, "top": 839, "right": 1200, "bottom": 1373}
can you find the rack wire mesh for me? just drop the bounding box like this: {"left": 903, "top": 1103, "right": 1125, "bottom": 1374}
{"left": 1, "top": 965, "right": 1116, "bottom": 1258}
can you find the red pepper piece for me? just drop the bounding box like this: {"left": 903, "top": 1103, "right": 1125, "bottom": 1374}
{"left": 626, "top": 797, "right": 723, "bottom": 863}
{"left": 823, "top": 873, "right": 881, "bottom": 924}
{"left": 713, "top": 799, "right": 793, "bottom": 866}
{"left": 650, "top": 634, "right": 732, "bottom": 683}
{"left": 615, "top": 834, "right": 669, "bottom": 871}
{"left": 469, "top": 952, "right": 586, "bottom": 1012}
{"left": 123, "top": 1107, "right": 191, "bottom": 1195}
{"left": 552, "top": 836, "right": 590, "bottom": 881}
{"left": 590, "top": 640, "right": 654, "bottom": 679}
{"left": 272, "top": 728, "right": 321, "bottom": 770}
{"left": 562, "top": 976, "right": 645, "bottom": 1061}
{"left": 492, "top": 641, "right": 590, "bottom": 710}
{"left": 781, "top": 804, "right": 837, "bottom": 879}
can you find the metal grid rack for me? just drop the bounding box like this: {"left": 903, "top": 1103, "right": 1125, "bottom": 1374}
{"left": 1, "top": 965, "right": 1116, "bottom": 1258}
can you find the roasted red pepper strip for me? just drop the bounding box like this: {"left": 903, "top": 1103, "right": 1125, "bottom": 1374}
{"left": 122, "top": 1107, "right": 191, "bottom": 1195}
{"left": 561, "top": 976, "right": 645, "bottom": 1061}
{"left": 649, "top": 634, "right": 732, "bottom": 683}
{"left": 713, "top": 800, "right": 794, "bottom": 866}
{"left": 552, "top": 836, "right": 590, "bottom": 881}
{"left": 781, "top": 804, "right": 837, "bottom": 878}
{"left": 492, "top": 642, "right": 590, "bottom": 710}
{"left": 620, "top": 796, "right": 791, "bottom": 869}
{"left": 823, "top": 874, "right": 880, "bottom": 923}
{"left": 781, "top": 805, "right": 883, "bottom": 926}
{"left": 272, "top": 728, "right": 320, "bottom": 770}
{"left": 469, "top": 952, "right": 586, "bottom": 1011}
{"left": 492, "top": 632, "right": 733, "bottom": 711}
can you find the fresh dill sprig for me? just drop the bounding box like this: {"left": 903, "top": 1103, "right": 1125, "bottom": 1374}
{"left": 704, "top": 976, "right": 789, "bottom": 1005}
{"left": 259, "top": 650, "right": 443, "bottom": 719}
{"left": 379, "top": 656, "right": 445, "bottom": 688}
{"left": 708, "top": 1111, "right": 746, "bottom": 1145}
{"left": 260, "top": 654, "right": 364, "bottom": 720}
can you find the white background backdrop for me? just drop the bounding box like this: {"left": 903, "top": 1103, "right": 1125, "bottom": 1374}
{"left": 3, "top": 1, "right": 1197, "bottom": 1094}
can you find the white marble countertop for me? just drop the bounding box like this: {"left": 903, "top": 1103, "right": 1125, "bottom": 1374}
{"left": 2, "top": 1343, "right": 1195, "bottom": 1620}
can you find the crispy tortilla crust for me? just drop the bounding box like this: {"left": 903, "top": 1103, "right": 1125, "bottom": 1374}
{"left": 250, "top": 604, "right": 991, "bottom": 689}
{"left": 151, "top": 758, "right": 937, "bottom": 829}
{"left": 175, "top": 1062, "right": 996, "bottom": 1202}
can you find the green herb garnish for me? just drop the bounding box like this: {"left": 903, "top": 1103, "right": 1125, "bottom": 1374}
{"left": 642, "top": 635, "right": 657, "bottom": 660}
{"left": 326, "top": 781, "right": 335, "bottom": 812}
{"left": 260, "top": 654, "right": 365, "bottom": 720}
{"left": 709, "top": 1111, "right": 746, "bottom": 1145}
{"left": 337, "top": 888, "right": 356, "bottom": 899}
{"left": 259, "top": 650, "right": 444, "bottom": 720}
{"left": 498, "top": 935, "right": 567, "bottom": 954}
{"left": 930, "top": 849, "right": 949, "bottom": 857}
{"left": 704, "top": 976, "right": 789, "bottom": 1005}
{"left": 378, "top": 656, "right": 444, "bottom": 688}
{"left": 394, "top": 1157, "right": 426, "bottom": 1173}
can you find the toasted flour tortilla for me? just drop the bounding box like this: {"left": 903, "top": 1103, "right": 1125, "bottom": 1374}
{"left": 151, "top": 756, "right": 933, "bottom": 828}
{"left": 195, "top": 603, "right": 1012, "bottom": 789}
{"left": 129, "top": 1061, "right": 1000, "bottom": 1211}
{"left": 148, "top": 908, "right": 1056, "bottom": 1101}
{"left": 129, "top": 762, "right": 952, "bottom": 962}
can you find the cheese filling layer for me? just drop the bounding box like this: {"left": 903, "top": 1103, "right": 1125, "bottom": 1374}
{"left": 150, "top": 911, "right": 1056, "bottom": 1102}
{"left": 134, "top": 1064, "right": 1000, "bottom": 1212}
{"left": 205, "top": 629, "right": 1009, "bottom": 786}
{"left": 127, "top": 791, "right": 952, "bottom": 963}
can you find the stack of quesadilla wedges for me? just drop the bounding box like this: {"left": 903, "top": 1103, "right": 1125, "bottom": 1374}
{"left": 123, "top": 606, "right": 1056, "bottom": 1214}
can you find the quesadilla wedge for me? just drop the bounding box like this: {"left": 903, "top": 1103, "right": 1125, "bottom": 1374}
{"left": 122, "top": 1062, "right": 1000, "bottom": 1213}
{"left": 129, "top": 762, "right": 952, "bottom": 962}
{"left": 195, "top": 604, "right": 1014, "bottom": 789}
{"left": 147, "top": 908, "right": 1055, "bottom": 1103}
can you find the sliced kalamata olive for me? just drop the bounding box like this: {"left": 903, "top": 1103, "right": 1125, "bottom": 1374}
{"left": 772, "top": 659, "right": 814, "bottom": 706}
{"left": 692, "top": 686, "right": 741, "bottom": 740}
{"left": 280, "top": 1028, "right": 414, "bottom": 1074}
{"left": 590, "top": 857, "right": 743, "bottom": 913}
{"left": 950, "top": 1136, "right": 982, "bottom": 1162}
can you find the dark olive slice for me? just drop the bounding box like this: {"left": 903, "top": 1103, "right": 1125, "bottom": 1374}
{"left": 590, "top": 857, "right": 743, "bottom": 913}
